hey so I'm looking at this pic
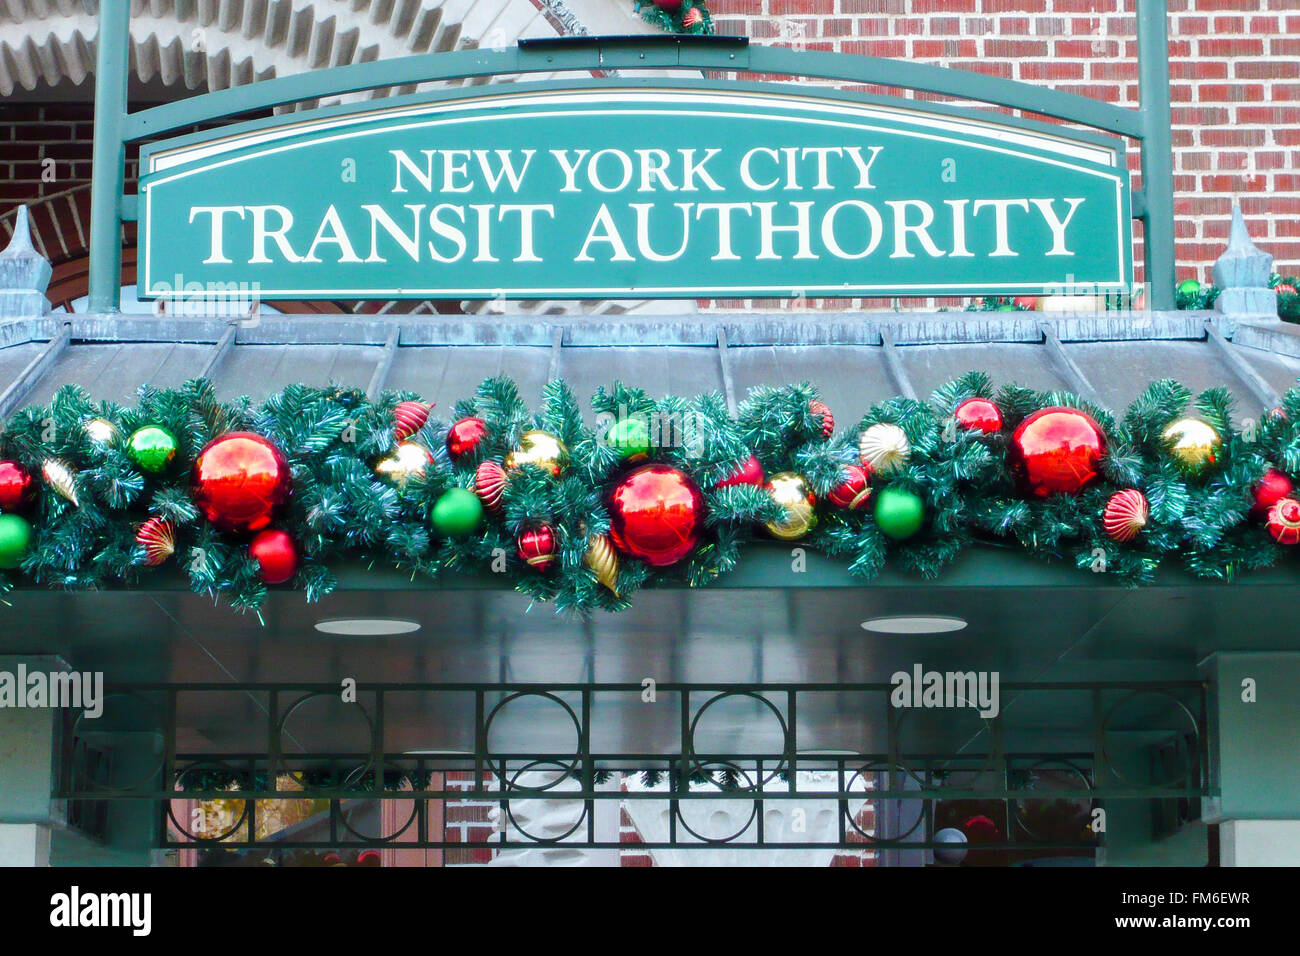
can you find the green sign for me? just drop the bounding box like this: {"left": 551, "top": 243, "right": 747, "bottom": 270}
{"left": 138, "top": 81, "right": 1132, "bottom": 300}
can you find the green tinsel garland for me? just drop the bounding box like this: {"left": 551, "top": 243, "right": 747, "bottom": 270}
{"left": 634, "top": 0, "right": 713, "bottom": 36}
{"left": 1, "top": 369, "right": 1298, "bottom": 616}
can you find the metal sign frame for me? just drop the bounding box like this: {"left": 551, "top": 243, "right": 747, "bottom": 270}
{"left": 85, "top": 4, "right": 1177, "bottom": 310}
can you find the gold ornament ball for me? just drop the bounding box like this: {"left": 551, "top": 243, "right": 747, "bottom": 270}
{"left": 1161, "top": 417, "right": 1221, "bottom": 477}
{"left": 505, "top": 430, "right": 567, "bottom": 475}
{"left": 374, "top": 441, "right": 433, "bottom": 485}
{"left": 764, "top": 471, "right": 817, "bottom": 541}
{"left": 84, "top": 417, "right": 122, "bottom": 448}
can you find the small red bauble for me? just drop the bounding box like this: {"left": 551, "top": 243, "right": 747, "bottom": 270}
{"left": 136, "top": 516, "right": 176, "bottom": 566}
{"left": 608, "top": 463, "right": 705, "bottom": 567}
{"left": 1252, "top": 467, "right": 1294, "bottom": 519}
{"left": 249, "top": 529, "right": 299, "bottom": 584}
{"left": 1268, "top": 498, "right": 1300, "bottom": 545}
{"left": 715, "top": 453, "right": 764, "bottom": 489}
{"left": 0, "top": 460, "right": 33, "bottom": 511}
{"left": 516, "top": 523, "right": 556, "bottom": 572}
{"left": 1008, "top": 407, "right": 1106, "bottom": 498}
{"left": 1276, "top": 284, "right": 1297, "bottom": 296}
{"left": 1013, "top": 296, "right": 1038, "bottom": 310}
{"left": 1103, "top": 489, "right": 1149, "bottom": 543}
{"left": 809, "top": 400, "right": 834, "bottom": 438}
{"left": 192, "top": 432, "right": 292, "bottom": 533}
{"left": 828, "top": 463, "right": 872, "bottom": 510}
{"left": 475, "top": 460, "right": 508, "bottom": 515}
{"left": 954, "top": 397, "right": 1003, "bottom": 434}
{"left": 682, "top": 5, "right": 703, "bottom": 27}
{"left": 393, "top": 401, "right": 432, "bottom": 441}
{"left": 446, "top": 417, "right": 488, "bottom": 461}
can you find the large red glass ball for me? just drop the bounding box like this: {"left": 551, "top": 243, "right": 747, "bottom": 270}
{"left": 954, "top": 397, "right": 1003, "bottom": 434}
{"left": 0, "top": 460, "right": 33, "bottom": 511}
{"left": 1009, "top": 407, "right": 1106, "bottom": 497}
{"left": 192, "top": 432, "right": 292, "bottom": 533}
{"left": 608, "top": 464, "right": 705, "bottom": 567}
{"left": 249, "top": 529, "right": 299, "bottom": 585}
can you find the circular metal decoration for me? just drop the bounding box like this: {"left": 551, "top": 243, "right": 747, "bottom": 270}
{"left": 674, "top": 761, "right": 760, "bottom": 845}
{"left": 483, "top": 691, "right": 584, "bottom": 793}
{"left": 272, "top": 691, "right": 376, "bottom": 785}
{"left": 70, "top": 690, "right": 168, "bottom": 795}
{"left": 1010, "top": 759, "right": 1097, "bottom": 845}
{"left": 1099, "top": 690, "right": 1201, "bottom": 789}
{"left": 843, "top": 762, "right": 928, "bottom": 844}
{"left": 167, "top": 760, "right": 251, "bottom": 843}
{"left": 686, "top": 691, "right": 791, "bottom": 791}
{"left": 500, "top": 759, "right": 590, "bottom": 845}
{"left": 333, "top": 761, "right": 421, "bottom": 844}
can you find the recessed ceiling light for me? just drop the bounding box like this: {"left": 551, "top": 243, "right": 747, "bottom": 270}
{"left": 315, "top": 618, "right": 421, "bottom": 636}
{"left": 861, "top": 616, "right": 967, "bottom": 635}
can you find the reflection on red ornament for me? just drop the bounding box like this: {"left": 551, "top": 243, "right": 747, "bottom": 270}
{"left": 715, "top": 453, "right": 764, "bottom": 489}
{"left": 1268, "top": 497, "right": 1300, "bottom": 545}
{"left": 1252, "top": 467, "right": 1294, "bottom": 519}
{"left": 249, "top": 529, "right": 299, "bottom": 585}
{"left": 1008, "top": 407, "right": 1106, "bottom": 497}
{"left": 446, "top": 417, "right": 488, "bottom": 460}
{"left": 192, "top": 432, "right": 292, "bottom": 533}
{"left": 608, "top": 464, "right": 704, "bottom": 567}
{"left": 516, "top": 523, "right": 557, "bottom": 572}
{"left": 953, "top": 397, "right": 1003, "bottom": 434}
{"left": 828, "top": 463, "right": 872, "bottom": 510}
{"left": 0, "top": 460, "right": 33, "bottom": 511}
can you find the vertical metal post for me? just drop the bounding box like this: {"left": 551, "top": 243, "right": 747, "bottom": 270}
{"left": 87, "top": 0, "right": 131, "bottom": 313}
{"left": 1136, "top": 0, "right": 1176, "bottom": 311}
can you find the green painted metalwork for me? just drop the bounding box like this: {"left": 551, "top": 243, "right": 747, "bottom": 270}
{"left": 88, "top": 4, "right": 1175, "bottom": 310}
{"left": 86, "top": 0, "right": 130, "bottom": 313}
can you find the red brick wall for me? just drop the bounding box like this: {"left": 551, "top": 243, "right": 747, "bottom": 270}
{"left": 708, "top": 0, "right": 1300, "bottom": 286}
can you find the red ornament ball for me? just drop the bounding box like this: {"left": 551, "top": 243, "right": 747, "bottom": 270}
{"left": 1276, "top": 283, "right": 1298, "bottom": 296}
{"left": 474, "top": 460, "right": 508, "bottom": 515}
{"left": 516, "top": 523, "right": 556, "bottom": 572}
{"left": 0, "top": 460, "right": 33, "bottom": 511}
{"left": 809, "top": 400, "right": 834, "bottom": 438}
{"left": 608, "top": 464, "right": 704, "bottom": 567}
{"left": 393, "top": 401, "right": 432, "bottom": 441}
{"left": 1268, "top": 497, "right": 1300, "bottom": 545}
{"left": 249, "top": 529, "right": 299, "bottom": 585}
{"left": 715, "top": 453, "right": 764, "bottom": 489}
{"left": 192, "top": 432, "right": 292, "bottom": 533}
{"left": 1009, "top": 407, "right": 1106, "bottom": 497}
{"left": 1252, "top": 467, "right": 1294, "bottom": 519}
{"left": 446, "top": 417, "right": 488, "bottom": 461}
{"left": 828, "top": 463, "right": 873, "bottom": 510}
{"left": 654, "top": 0, "right": 683, "bottom": 10}
{"left": 954, "top": 397, "right": 1003, "bottom": 434}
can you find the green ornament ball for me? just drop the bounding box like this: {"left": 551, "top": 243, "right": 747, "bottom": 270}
{"left": 432, "top": 487, "right": 484, "bottom": 537}
{"left": 874, "top": 486, "right": 925, "bottom": 540}
{"left": 0, "top": 513, "right": 32, "bottom": 570}
{"left": 607, "top": 417, "right": 651, "bottom": 460}
{"left": 1177, "top": 278, "right": 1201, "bottom": 296}
{"left": 128, "top": 425, "right": 179, "bottom": 473}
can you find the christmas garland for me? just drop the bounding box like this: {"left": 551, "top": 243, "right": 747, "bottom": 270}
{"left": 634, "top": 0, "right": 713, "bottom": 36}
{"left": 2, "top": 369, "right": 1300, "bottom": 617}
